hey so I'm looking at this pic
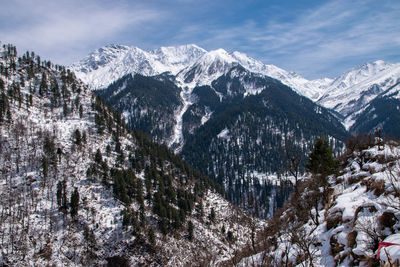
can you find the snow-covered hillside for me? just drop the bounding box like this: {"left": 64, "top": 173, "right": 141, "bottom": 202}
{"left": 238, "top": 137, "right": 400, "bottom": 266}
{"left": 70, "top": 44, "right": 207, "bottom": 90}
{"left": 0, "top": 43, "right": 265, "bottom": 266}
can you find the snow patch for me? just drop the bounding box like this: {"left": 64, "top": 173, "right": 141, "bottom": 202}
{"left": 217, "top": 128, "right": 230, "bottom": 140}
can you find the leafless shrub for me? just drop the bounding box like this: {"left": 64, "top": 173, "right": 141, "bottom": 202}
{"left": 330, "top": 234, "right": 345, "bottom": 256}
{"left": 361, "top": 178, "right": 385, "bottom": 196}
{"left": 347, "top": 231, "right": 357, "bottom": 248}
{"left": 378, "top": 211, "right": 397, "bottom": 231}
{"left": 326, "top": 214, "right": 342, "bottom": 231}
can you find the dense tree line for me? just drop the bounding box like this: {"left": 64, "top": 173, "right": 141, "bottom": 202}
{"left": 0, "top": 44, "right": 225, "bottom": 264}
{"left": 95, "top": 64, "right": 347, "bottom": 218}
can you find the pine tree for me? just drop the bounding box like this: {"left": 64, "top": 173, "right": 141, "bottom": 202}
{"left": 187, "top": 220, "right": 194, "bottom": 240}
{"left": 148, "top": 227, "right": 155, "bottom": 246}
{"left": 73, "top": 129, "right": 81, "bottom": 146}
{"left": 56, "top": 182, "right": 63, "bottom": 208}
{"left": 95, "top": 149, "right": 103, "bottom": 164}
{"left": 39, "top": 72, "right": 47, "bottom": 96}
{"left": 70, "top": 187, "right": 80, "bottom": 218}
{"left": 42, "top": 156, "right": 48, "bottom": 179}
{"left": 209, "top": 207, "right": 216, "bottom": 223}
{"left": 306, "top": 137, "right": 337, "bottom": 183}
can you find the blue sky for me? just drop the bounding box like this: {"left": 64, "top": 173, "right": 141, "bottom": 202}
{"left": 1, "top": 0, "right": 399, "bottom": 79}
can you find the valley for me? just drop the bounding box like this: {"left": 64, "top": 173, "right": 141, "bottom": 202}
{"left": 1, "top": 41, "right": 400, "bottom": 266}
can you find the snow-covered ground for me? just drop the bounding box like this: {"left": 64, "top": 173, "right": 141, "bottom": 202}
{"left": 1, "top": 44, "right": 266, "bottom": 266}
{"left": 238, "top": 140, "right": 400, "bottom": 266}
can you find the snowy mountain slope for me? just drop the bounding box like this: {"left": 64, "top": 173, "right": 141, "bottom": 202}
{"left": 96, "top": 61, "right": 347, "bottom": 219}
{"left": 72, "top": 44, "right": 400, "bottom": 133}
{"left": 0, "top": 43, "right": 264, "bottom": 266}
{"left": 71, "top": 44, "right": 343, "bottom": 151}
{"left": 237, "top": 138, "right": 400, "bottom": 266}
{"left": 349, "top": 82, "right": 400, "bottom": 137}
{"left": 381, "top": 81, "right": 400, "bottom": 99}
{"left": 318, "top": 60, "right": 400, "bottom": 128}
{"left": 70, "top": 44, "right": 207, "bottom": 90}
{"left": 72, "top": 44, "right": 327, "bottom": 100}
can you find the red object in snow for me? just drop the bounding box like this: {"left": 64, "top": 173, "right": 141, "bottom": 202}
{"left": 377, "top": 241, "right": 400, "bottom": 260}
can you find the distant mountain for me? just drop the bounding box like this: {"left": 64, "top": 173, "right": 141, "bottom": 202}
{"left": 73, "top": 43, "right": 400, "bottom": 217}
{"left": 71, "top": 44, "right": 328, "bottom": 100}
{"left": 317, "top": 60, "right": 400, "bottom": 130}
{"left": 72, "top": 44, "right": 400, "bottom": 138}
{"left": 349, "top": 82, "right": 400, "bottom": 137}
{"left": 0, "top": 43, "right": 263, "bottom": 266}
{"left": 96, "top": 62, "right": 347, "bottom": 217}
{"left": 71, "top": 44, "right": 207, "bottom": 90}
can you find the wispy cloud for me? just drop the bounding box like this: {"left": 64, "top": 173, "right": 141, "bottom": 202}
{"left": 0, "top": 0, "right": 163, "bottom": 64}
{"left": 1, "top": 0, "right": 399, "bottom": 78}
{"left": 191, "top": 0, "right": 400, "bottom": 78}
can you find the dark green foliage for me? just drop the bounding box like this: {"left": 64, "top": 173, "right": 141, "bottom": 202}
{"left": 73, "top": 129, "right": 82, "bottom": 146}
{"left": 350, "top": 94, "right": 400, "bottom": 138}
{"left": 0, "top": 92, "right": 9, "bottom": 122}
{"left": 112, "top": 170, "right": 130, "bottom": 205}
{"left": 39, "top": 72, "right": 47, "bottom": 96}
{"left": 70, "top": 187, "right": 80, "bottom": 218}
{"left": 209, "top": 207, "right": 215, "bottom": 223}
{"left": 56, "top": 180, "right": 67, "bottom": 213}
{"left": 41, "top": 156, "right": 48, "bottom": 178}
{"left": 79, "top": 105, "right": 83, "bottom": 118}
{"left": 97, "top": 73, "right": 182, "bottom": 142}
{"left": 56, "top": 182, "right": 62, "bottom": 207}
{"left": 83, "top": 224, "right": 97, "bottom": 253}
{"left": 306, "top": 137, "right": 337, "bottom": 179}
{"left": 63, "top": 102, "right": 69, "bottom": 117}
{"left": 95, "top": 149, "right": 103, "bottom": 164}
{"left": 82, "top": 131, "right": 87, "bottom": 145}
{"left": 187, "top": 220, "right": 194, "bottom": 240}
{"left": 148, "top": 227, "right": 155, "bottom": 246}
{"left": 106, "top": 144, "right": 111, "bottom": 156}
{"left": 121, "top": 208, "right": 139, "bottom": 234}
{"left": 227, "top": 230, "right": 233, "bottom": 242}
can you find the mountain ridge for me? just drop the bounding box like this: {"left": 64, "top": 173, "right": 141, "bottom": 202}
{"left": 71, "top": 44, "right": 400, "bottom": 133}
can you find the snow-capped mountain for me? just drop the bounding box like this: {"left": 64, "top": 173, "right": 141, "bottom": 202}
{"left": 70, "top": 44, "right": 207, "bottom": 90}
{"left": 72, "top": 44, "right": 339, "bottom": 152}
{"left": 71, "top": 44, "right": 327, "bottom": 100}
{"left": 349, "top": 81, "right": 400, "bottom": 137}
{"left": 72, "top": 44, "right": 400, "bottom": 220}
{"left": 72, "top": 45, "right": 400, "bottom": 131}
{"left": 317, "top": 60, "right": 400, "bottom": 129}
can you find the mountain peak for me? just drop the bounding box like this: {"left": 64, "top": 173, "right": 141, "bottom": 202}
{"left": 203, "top": 48, "right": 233, "bottom": 62}
{"left": 151, "top": 44, "right": 207, "bottom": 55}
{"left": 102, "top": 43, "right": 130, "bottom": 51}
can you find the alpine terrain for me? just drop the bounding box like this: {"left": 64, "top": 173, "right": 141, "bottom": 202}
{"left": 0, "top": 43, "right": 265, "bottom": 266}
{"left": 71, "top": 44, "right": 352, "bottom": 217}
{"left": 2, "top": 40, "right": 400, "bottom": 267}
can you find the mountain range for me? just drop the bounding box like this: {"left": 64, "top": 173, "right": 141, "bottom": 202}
{"left": 2, "top": 40, "right": 400, "bottom": 266}
{"left": 71, "top": 44, "right": 400, "bottom": 216}
{"left": 71, "top": 44, "right": 400, "bottom": 135}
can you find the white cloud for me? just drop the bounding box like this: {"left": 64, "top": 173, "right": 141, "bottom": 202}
{"left": 1, "top": 0, "right": 163, "bottom": 64}
{"left": 1, "top": 0, "right": 399, "bottom": 78}
{"left": 180, "top": 0, "right": 400, "bottom": 78}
